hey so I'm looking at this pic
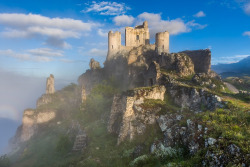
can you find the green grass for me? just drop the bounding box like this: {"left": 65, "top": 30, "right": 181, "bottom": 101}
{"left": 9, "top": 75, "right": 250, "bottom": 167}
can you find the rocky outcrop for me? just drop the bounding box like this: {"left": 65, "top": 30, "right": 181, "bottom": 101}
{"left": 203, "top": 144, "right": 249, "bottom": 166}
{"left": 36, "top": 94, "right": 53, "bottom": 108}
{"left": 108, "top": 86, "right": 166, "bottom": 144}
{"left": 154, "top": 117, "right": 204, "bottom": 155}
{"left": 181, "top": 49, "right": 211, "bottom": 73}
{"left": 167, "top": 84, "right": 223, "bottom": 111}
{"left": 46, "top": 74, "right": 55, "bottom": 94}
{"left": 78, "top": 68, "right": 104, "bottom": 94}
{"left": 12, "top": 109, "right": 57, "bottom": 145}
{"left": 89, "top": 58, "right": 101, "bottom": 70}
{"left": 36, "top": 110, "right": 56, "bottom": 124}
{"left": 159, "top": 53, "right": 195, "bottom": 76}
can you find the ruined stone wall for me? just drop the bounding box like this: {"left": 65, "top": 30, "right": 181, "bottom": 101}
{"left": 155, "top": 31, "right": 169, "bottom": 55}
{"left": 125, "top": 21, "right": 150, "bottom": 47}
{"left": 181, "top": 49, "right": 211, "bottom": 73}
{"left": 144, "top": 61, "right": 162, "bottom": 87}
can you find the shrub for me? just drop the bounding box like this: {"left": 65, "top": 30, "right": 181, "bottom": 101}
{"left": 0, "top": 155, "right": 10, "bottom": 167}
{"left": 56, "top": 135, "right": 72, "bottom": 154}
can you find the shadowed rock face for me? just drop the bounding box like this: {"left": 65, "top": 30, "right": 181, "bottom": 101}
{"left": 20, "top": 109, "right": 36, "bottom": 142}
{"left": 180, "top": 49, "right": 211, "bottom": 73}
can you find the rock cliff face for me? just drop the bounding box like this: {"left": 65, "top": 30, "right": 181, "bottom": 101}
{"left": 11, "top": 109, "right": 56, "bottom": 145}
{"left": 20, "top": 109, "right": 37, "bottom": 142}
{"left": 78, "top": 68, "right": 104, "bottom": 94}
{"left": 108, "top": 86, "right": 166, "bottom": 144}
{"left": 160, "top": 53, "right": 195, "bottom": 76}
{"left": 181, "top": 49, "right": 211, "bottom": 73}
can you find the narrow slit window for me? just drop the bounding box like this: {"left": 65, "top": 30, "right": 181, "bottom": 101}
{"left": 136, "top": 35, "right": 139, "bottom": 40}
{"left": 112, "top": 45, "right": 113, "bottom": 49}
{"left": 149, "top": 78, "right": 153, "bottom": 86}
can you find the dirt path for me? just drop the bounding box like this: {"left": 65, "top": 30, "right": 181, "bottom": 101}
{"left": 224, "top": 82, "right": 239, "bottom": 93}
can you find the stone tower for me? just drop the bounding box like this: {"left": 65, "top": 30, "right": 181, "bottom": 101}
{"left": 125, "top": 21, "right": 150, "bottom": 47}
{"left": 155, "top": 31, "right": 169, "bottom": 55}
{"left": 107, "top": 31, "right": 121, "bottom": 60}
{"left": 46, "top": 74, "right": 55, "bottom": 94}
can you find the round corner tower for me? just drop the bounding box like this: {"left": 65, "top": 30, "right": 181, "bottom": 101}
{"left": 108, "top": 31, "right": 121, "bottom": 54}
{"left": 155, "top": 31, "right": 169, "bottom": 55}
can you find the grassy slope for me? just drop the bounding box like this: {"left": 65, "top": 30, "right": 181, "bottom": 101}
{"left": 8, "top": 76, "right": 250, "bottom": 167}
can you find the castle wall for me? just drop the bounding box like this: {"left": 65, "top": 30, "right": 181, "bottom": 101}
{"left": 155, "top": 31, "right": 169, "bottom": 55}
{"left": 181, "top": 49, "right": 211, "bottom": 73}
{"left": 125, "top": 21, "right": 150, "bottom": 47}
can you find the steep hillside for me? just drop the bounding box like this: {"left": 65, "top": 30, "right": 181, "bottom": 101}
{"left": 4, "top": 51, "right": 249, "bottom": 167}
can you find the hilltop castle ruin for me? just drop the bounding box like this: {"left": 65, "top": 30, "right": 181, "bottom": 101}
{"left": 107, "top": 21, "right": 170, "bottom": 60}
{"left": 79, "top": 20, "right": 211, "bottom": 92}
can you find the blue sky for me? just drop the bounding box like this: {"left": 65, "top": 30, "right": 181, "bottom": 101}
{"left": 0, "top": 0, "right": 249, "bottom": 80}
{"left": 0, "top": 0, "right": 249, "bottom": 155}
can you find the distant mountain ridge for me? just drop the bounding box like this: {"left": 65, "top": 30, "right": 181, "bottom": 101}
{"left": 212, "top": 56, "right": 250, "bottom": 77}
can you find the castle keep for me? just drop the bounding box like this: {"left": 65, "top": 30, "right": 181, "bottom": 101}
{"left": 107, "top": 21, "right": 170, "bottom": 59}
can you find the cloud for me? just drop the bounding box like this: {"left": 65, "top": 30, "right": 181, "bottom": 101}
{"left": 28, "top": 48, "right": 64, "bottom": 57}
{"left": 243, "top": 31, "right": 250, "bottom": 37}
{"left": 137, "top": 12, "right": 207, "bottom": 37}
{"left": 193, "top": 11, "right": 206, "bottom": 17}
{"left": 0, "top": 106, "right": 19, "bottom": 121}
{"left": 83, "top": 1, "right": 131, "bottom": 15}
{"left": 98, "top": 29, "right": 108, "bottom": 37}
{"left": 0, "top": 69, "right": 43, "bottom": 121}
{"left": 113, "top": 15, "right": 135, "bottom": 26}
{"left": 45, "top": 37, "right": 72, "bottom": 49}
{"left": 59, "top": 59, "right": 74, "bottom": 63}
{"left": 186, "top": 20, "right": 208, "bottom": 29}
{"left": 0, "top": 48, "right": 66, "bottom": 62}
{"left": 216, "top": 0, "right": 250, "bottom": 15}
{"left": 0, "top": 13, "right": 93, "bottom": 31}
{"left": 88, "top": 48, "right": 107, "bottom": 57}
{"left": 0, "top": 13, "right": 97, "bottom": 48}
{"left": 243, "top": 2, "right": 250, "bottom": 14}
{"left": 0, "top": 68, "right": 73, "bottom": 121}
